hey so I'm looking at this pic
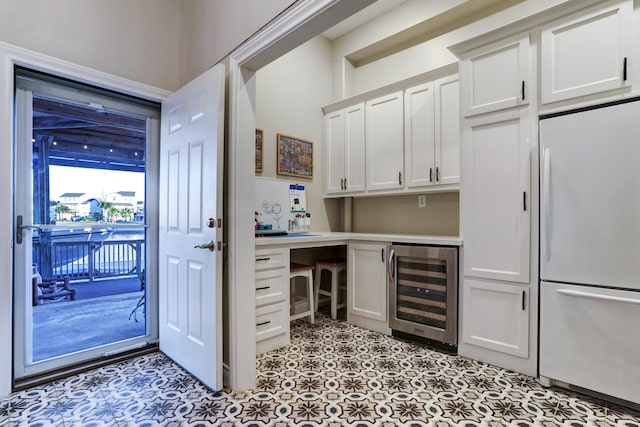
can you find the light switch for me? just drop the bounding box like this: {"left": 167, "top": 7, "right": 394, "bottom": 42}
{"left": 418, "top": 195, "right": 427, "bottom": 208}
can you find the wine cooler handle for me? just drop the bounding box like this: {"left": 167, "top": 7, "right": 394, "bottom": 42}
{"left": 387, "top": 248, "right": 395, "bottom": 284}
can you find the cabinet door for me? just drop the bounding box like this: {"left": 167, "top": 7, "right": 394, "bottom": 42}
{"left": 461, "top": 36, "right": 530, "bottom": 117}
{"left": 348, "top": 242, "right": 387, "bottom": 322}
{"left": 325, "top": 110, "right": 346, "bottom": 194}
{"left": 434, "top": 74, "right": 460, "bottom": 185}
{"left": 462, "top": 278, "right": 528, "bottom": 357}
{"left": 541, "top": 0, "right": 632, "bottom": 104}
{"left": 404, "top": 82, "right": 436, "bottom": 188}
{"left": 344, "top": 103, "right": 366, "bottom": 194}
{"left": 366, "top": 91, "right": 404, "bottom": 191}
{"left": 462, "top": 109, "right": 530, "bottom": 283}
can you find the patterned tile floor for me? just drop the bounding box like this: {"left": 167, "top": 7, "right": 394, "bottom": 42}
{"left": 2, "top": 313, "right": 640, "bottom": 426}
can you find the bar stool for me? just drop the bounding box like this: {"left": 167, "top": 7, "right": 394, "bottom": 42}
{"left": 314, "top": 259, "right": 347, "bottom": 320}
{"left": 289, "top": 263, "right": 315, "bottom": 324}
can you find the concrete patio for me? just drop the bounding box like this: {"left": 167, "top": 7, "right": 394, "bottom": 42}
{"left": 31, "top": 276, "right": 146, "bottom": 361}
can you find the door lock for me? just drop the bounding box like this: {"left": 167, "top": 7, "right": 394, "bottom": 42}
{"left": 207, "top": 218, "right": 216, "bottom": 228}
{"left": 194, "top": 241, "right": 215, "bottom": 251}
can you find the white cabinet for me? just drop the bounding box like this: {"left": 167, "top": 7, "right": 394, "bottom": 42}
{"left": 462, "top": 278, "right": 529, "bottom": 358}
{"left": 459, "top": 32, "right": 535, "bottom": 373}
{"left": 461, "top": 35, "right": 530, "bottom": 117}
{"left": 540, "top": 0, "right": 633, "bottom": 104}
{"left": 255, "top": 247, "right": 290, "bottom": 354}
{"left": 347, "top": 242, "right": 391, "bottom": 335}
{"left": 462, "top": 109, "right": 530, "bottom": 283}
{"left": 365, "top": 91, "right": 404, "bottom": 191}
{"left": 325, "top": 103, "right": 366, "bottom": 195}
{"left": 404, "top": 75, "right": 460, "bottom": 189}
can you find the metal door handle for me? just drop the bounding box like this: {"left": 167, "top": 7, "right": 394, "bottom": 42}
{"left": 194, "top": 241, "right": 215, "bottom": 251}
{"left": 16, "top": 214, "right": 41, "bottom": 244}
{"left": 387, "top": 248, "right": 395, "bottom": 284}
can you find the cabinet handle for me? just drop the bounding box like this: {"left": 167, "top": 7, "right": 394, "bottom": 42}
{"left": 523, "top": 191, "right": 527, "bottom": 212}
{"left": 256, "top": 257, "right": 271, "bottom": 262}
{"left": 344, "top": 178, "right": 347, "bottom": 190}
{"left": 398, "top": 171, "right": 402, "bottom": 186}
{"left": 521, "top": 80, "right": 525, "bottom": 101}
{"left": 257, "top": 321, "right": 271, "bottom": 326}
{"left": 256, "top": 286, "right": 271, "bottom": 291}
{"left": 522, "top": 291, "right": 526, "bottom": 311}
{"left": 381, "top": 247, "right": 385, "bottom": 262}
{"left": 429, "top": 168, "right": 433, "bottom": 183}
{"left": 436, "top": 167, "right": 440, "bottom": 183}
{"left": 623, "top": 57, "right": 628, "bottom": 81}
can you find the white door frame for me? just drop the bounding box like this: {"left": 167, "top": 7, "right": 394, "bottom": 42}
{"left": 0, "top": 42, "right": 170, "bottom": 397}
{"left": 226, "top": 0, "right": 375, "bottom": 390}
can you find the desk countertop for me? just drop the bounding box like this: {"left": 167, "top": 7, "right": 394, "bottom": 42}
{"left": 255, "top": 232, "right": 462, "bottom": 249}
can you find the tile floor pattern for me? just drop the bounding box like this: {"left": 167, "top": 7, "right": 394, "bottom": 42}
{"left": 2, "top": 313, "right": 640, "bottom": 426}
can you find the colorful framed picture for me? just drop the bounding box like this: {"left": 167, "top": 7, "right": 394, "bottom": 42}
{"left": 276, "top": 133, "right": 313, "bottom": 178}
{"left": 255, "top": 128, "right": 263, "bottom": 173}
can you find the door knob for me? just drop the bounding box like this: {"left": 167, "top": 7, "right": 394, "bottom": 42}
{"left": 194, "top": 241, "right": 215, "bottom": 251}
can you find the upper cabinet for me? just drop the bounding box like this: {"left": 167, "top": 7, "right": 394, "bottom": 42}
{"left": 461, "top": 36, "right": 530, "bottom": 117}
{"left": 365, "top": 91, "right": 405, "bottom": 192}
{"left": 405, "top": 75, "right": 460, "bottom": 188}
{"left": 324, "top": 103, "right": 365, "bottom": 195}
{"left": 323, "top": 66, "right": 461, "bottom": 198}
{"left": 540, "top": 0, "right": 633, "bottom": 105}
{"left": 434, "top": 75, "right": 460, "bottom": 185}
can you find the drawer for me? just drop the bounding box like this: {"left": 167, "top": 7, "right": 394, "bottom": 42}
{"left": 256, "top": 301, "right": 289, "bottom": 343}
{"left": 256, "top": 269, "right": 287, "bottom": 307}
{"left": 255, "top": 248, "right": 287, "bottom": 270}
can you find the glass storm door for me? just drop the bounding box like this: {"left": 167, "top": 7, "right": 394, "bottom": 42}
{"left": 13, "top": 69, "right": 160, "bottom": 382}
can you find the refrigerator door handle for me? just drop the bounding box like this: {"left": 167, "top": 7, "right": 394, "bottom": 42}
{"left": 557, "top": 289, "right": 640, "bottom": 306}
{"left": 543, "top": 147, "right": 551, "bottom": 261}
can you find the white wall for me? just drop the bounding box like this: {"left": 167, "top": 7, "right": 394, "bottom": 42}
{"left": 180, "top": 0, "right": 297, "bottom": 85}
{"left": 256, "top": 36, "right": 342, "bottom": 232}
{"left": 0, "top": 0, "right": 181, "bottom": 91}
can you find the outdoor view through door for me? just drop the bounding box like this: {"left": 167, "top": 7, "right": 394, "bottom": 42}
{"left": 14, "top": 69, "right": 160, "bottom": 381}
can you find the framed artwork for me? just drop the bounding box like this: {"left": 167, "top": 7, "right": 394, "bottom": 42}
{"left": 255, "top": 128, "right": 263, "bottom": 172}
{"left": 277, "top": 133, "right": 313, "bottom": 178}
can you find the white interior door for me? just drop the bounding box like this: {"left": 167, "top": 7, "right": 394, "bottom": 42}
{"left": 159, "top": 64, "right": 224, "bottom": 390}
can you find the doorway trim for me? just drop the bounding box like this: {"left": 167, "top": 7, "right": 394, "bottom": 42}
{"left": 226, "top": 0, "right": 375, "bottom": 390}
{"left": 0, "top": 41, "right": 171, "bottom": 397}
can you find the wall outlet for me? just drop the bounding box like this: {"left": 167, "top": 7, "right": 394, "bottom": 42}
{"left": 418, "top": 195, "right": 427, "bottom": 208}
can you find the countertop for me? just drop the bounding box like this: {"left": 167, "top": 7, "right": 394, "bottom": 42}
{"left": 255, "top": 231, "right": 462, "bottom": 249}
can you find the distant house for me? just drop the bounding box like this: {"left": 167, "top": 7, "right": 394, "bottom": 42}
{"left": 57, "top": 192, "right": 87, "bottom": 218}
{"left": 104, "top": 191, "right": 137, "bottom": 221}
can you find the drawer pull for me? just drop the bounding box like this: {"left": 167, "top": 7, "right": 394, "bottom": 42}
{"left": 257, "top": 321, "right": 271, "bottom": 326}
{"left": 256, "top": 257, "right": 271, "bottom": 262}
{"left": 256, "top": 286, "right": 271, "bottom": 291}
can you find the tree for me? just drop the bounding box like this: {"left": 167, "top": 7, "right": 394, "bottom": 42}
{"left": 120, "top": 207, "right": 133, "bottom": 222}
{"left": 107, "top": 207, "right": 120, "bottom": 222}
{"left": 54, "top": 204, "right": 71, "bottom": 221}
{"left": 97, "top": 200, "right": 114, "bottom": 222}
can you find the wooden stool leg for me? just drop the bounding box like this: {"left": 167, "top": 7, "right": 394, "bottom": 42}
{"left": 313, "top": 267, "right": 321, "bottom": 313}
{"left": 331, "top": 267, "right": 338, "bottom": 320}
{"left": 308, "top": 269, "right": 315, "bottom": 324}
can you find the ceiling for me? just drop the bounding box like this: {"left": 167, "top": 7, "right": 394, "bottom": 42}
{"left": 321, "top": 0, "right": 407, "bottom": 40}
{"left": 32, "top": 97, "right": 146, "bottom": 173}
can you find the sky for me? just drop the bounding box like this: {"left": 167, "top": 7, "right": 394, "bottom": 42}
{"left": 49, "top": 166, "right": 145, "bottom": 201}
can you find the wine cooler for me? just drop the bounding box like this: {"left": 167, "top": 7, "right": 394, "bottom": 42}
{"left": 388, "top": 244, "right": 458, "bottom": 346}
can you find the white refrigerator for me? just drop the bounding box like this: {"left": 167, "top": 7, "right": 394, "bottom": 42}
{"left": 539, "top": 99, "right": 640, "bottom": 406}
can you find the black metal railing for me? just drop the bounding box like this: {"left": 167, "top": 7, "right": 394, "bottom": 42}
{"left": 33, "top": 239, "right": 145, "bottom": 282}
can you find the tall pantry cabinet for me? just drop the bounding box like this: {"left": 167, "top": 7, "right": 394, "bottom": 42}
{"left": 457, "top": 33, "right": 537, "bottom": 376}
